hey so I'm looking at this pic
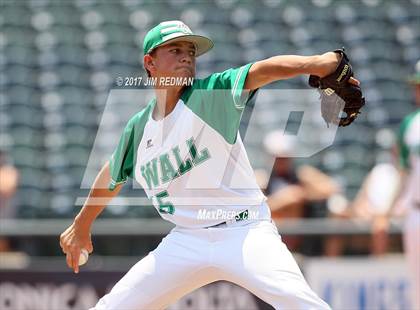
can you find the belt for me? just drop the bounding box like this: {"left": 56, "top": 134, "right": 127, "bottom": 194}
{"left": 208, "top": 209, "right": 250, "bottom": 228}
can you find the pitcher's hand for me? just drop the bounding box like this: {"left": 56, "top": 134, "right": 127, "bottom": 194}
{"left": 59, "top": 221, "right": 93, "bottom": 273}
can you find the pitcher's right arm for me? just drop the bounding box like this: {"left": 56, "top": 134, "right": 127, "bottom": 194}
{"left": 59, "top": 161, "right": 123, "bottom": 273}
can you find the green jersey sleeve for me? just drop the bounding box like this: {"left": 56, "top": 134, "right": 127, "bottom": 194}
{"left": 182, "top": 63, "right": 257, "bottom": 144}
{"left": 200, "top": 63, "right": 254, "bottom": 109}
{"left": 397, "top": 111, "right": 417, "bottom": 170}
{"left": 108, "top": 107, "right": 151, "bottom": 191}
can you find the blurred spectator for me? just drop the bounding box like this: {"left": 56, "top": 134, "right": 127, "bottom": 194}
{"left": 263, "top": 131, "right": 339, "bottom": 255}
{"left": 0, "top": 151, "right": 19, "bottom": 252}
{"left": 350, "top": 143, "right": 401, "bottom": 256}
{"left": 383, "top": 60, "right": 420, "bottom": 309}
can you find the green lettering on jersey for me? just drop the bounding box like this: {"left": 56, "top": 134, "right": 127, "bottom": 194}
{"left": 172, "top": 146, "right": 192, "bottom": 175}
{"left": 141, "top": 158, "right": 159, "bottom": 189}
{"left": 187, "top": 137, "right": 210, "bottom": 166}
{"left": 142, "top": 138, "right": 211, "bottom": 188}
{"left": 160, "top": 153, "right": 179, "bottom": 183}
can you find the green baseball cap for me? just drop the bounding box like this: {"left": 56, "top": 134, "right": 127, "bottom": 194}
{"left": 143, "top": 20, "right": 214, "bottom": 57}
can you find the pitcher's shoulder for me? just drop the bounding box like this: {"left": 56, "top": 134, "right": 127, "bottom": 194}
{"left": 126, "top": 99, "right": 155, "bottom": 128}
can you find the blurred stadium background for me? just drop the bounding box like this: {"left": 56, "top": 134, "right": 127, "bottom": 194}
{"left": 0, "top": 0, "right": 419, "bottom": 309}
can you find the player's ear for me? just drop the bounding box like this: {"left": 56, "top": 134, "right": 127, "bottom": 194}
{"left": 144, "top": 54, "right": 156, "bottom": 73}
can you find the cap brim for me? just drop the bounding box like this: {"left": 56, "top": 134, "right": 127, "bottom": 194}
{"left": 158, "top": 34, "right": 214, "bottom": 57}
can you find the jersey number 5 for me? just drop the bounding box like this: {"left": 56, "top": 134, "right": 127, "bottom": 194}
{"left": 155, "top": 190, "right": 175, "bottom": 215}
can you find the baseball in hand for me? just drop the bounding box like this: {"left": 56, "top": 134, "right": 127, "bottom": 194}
{"left": 78, "top": 248, "right": 89, "bottom": 266}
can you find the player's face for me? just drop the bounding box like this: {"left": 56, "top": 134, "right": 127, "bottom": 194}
{"left": 149, "top": 41, "right": 196, "bottom": 80}
{"left": 415, "top": 84, "right": 420, "bottom": 107}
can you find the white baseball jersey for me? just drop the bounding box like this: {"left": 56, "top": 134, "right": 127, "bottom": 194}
{"left": 109, "top": 64, "right": 268, "bottom": 228}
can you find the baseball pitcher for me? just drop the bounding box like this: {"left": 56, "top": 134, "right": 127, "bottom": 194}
{"left": 60, "top": 20, "right": 364, "bottom": 309}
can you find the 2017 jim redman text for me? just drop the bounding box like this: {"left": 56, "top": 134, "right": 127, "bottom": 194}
{"left": 116, "top": 76, "right": 195, "bottom": 87}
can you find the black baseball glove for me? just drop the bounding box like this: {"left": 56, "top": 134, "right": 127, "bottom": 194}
{"left": 308, "top": 48, "right": 365, "bottom": 127}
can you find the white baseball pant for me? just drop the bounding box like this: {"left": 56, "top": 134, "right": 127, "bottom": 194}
{"left": 92, "top": 220, "right": 331, "bottom": 310}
